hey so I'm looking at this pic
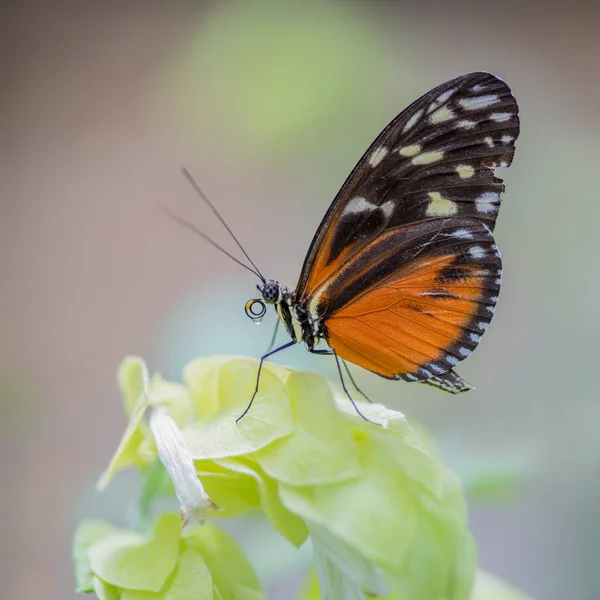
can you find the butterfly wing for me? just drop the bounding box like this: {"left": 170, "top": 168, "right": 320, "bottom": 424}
{"left": 321, "top": 217, "right": 500, "bottom": 383}
{"left": 294, "top": 72, "right": 519, "bottom": 384}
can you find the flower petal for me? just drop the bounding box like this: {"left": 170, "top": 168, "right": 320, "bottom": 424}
{"left": 212, "top": 458, "right": 309, "bottom": 547}
{"left": 88, "top": 513, "right": 181, "bottom": 593}
{"left": 311, "top": 524, "right": 389, "bottom": 599}
{"left": 252, "top": 372, "right": 361, "bottom": 485}
{"left": 280, "top": 426, "right": 475, "bottom": 599}
{"left": 149, "top": 408, "right": 218, "bottom": 524}
{"left": 182, "top": 357, "right": 295, "bottom": 459}
{"left": 183, "top": 523, "right": 265, "bottom": 600}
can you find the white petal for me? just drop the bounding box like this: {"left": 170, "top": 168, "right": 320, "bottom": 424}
{"left": 149, "top": 407, "right": 217, "bottom": 524}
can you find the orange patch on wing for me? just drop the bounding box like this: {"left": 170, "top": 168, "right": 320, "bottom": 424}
{"left": 325, "top": 255, "right": 487, "bottom": 378}
{"left": 302, "top": 237, "right": 356, "bottom": 299}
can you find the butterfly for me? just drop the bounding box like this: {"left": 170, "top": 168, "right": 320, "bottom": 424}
{"left": 175, "top": 71, "right": 519, "bottom": 421}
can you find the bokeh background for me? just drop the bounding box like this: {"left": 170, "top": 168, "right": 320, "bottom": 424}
{"left": 3, "top": 1, "right": 600, "bottom": 598}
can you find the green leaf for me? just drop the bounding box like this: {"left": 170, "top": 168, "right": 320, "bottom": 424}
{"left": 182, "top": 357, "right": 294, "bottom": 459}
{"left": 214, "top": 457, "right": 309, "bottom": 547}
{"left": 252, "top": 372, "right": 361, "bottom": 485}
{"left": 73, "top": 520, "right": 119, "bottom": 593}
{"left": 120, "top": 549, "right": 213, "bottom": 600}
{"left": 183, "top": 523, "right": 265, "bottom": 600}
{"left": 471, "top": 570, "right": 535, "bottom": 600}
{"left": 88, "top": 513, "right": 181, "bottom": 593}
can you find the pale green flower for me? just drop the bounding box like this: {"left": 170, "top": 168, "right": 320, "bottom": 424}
{"left": 73, "top": 515, "right": 263, "bottom": 599}
{"left": 74, "top": 354, "right": 533, "bottom": 600}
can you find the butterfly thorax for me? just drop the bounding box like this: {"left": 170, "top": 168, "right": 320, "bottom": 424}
{"left": 259, "top": 279, "right": 321, "bottom": 349}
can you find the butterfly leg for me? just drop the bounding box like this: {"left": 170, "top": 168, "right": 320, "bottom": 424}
{"left": 310, "top": 348, "right": 374, "bottom": 406}
{"left": 341, "top": 359, "right": 373, "bottom": 404}
{"left": 331, "top": 351, "right": 380, "bottom": 426}
{"left": 264, "top": 319, "right": 280, "bottom": 354}
{"left": 236, "top": 340, "right": 296, "bottom": 423}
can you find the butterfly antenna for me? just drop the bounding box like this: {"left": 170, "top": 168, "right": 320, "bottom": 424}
{"left": 181, "top": 167, "right": 266, "bottom": 282}
{"left": 159, "top": 205, "right": 265, "bottom": 281}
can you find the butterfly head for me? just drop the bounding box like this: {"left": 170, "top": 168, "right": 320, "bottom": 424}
{"left": 244, "top": 280, "right": 281, "bottom": 324}
{"left": 259, "top": 280, "right": 282, "bottom": 304}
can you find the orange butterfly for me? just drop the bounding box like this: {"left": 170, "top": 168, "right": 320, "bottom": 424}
{"left": 176, "top": 72, "right": 519, "bottom": 421}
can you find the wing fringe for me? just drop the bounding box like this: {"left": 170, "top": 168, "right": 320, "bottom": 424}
{"left": 420, "top": 369, "right": 473, "bottom": 394}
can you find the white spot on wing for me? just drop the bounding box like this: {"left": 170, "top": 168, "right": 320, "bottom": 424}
{"left": 380, "top": 200, "right": 395, "bottom": 219}
{"left": 456, "top": 164, "right": 475, "bottom": 179}
{"left": 430, "top": 363, "right": 446, "bottom": 374}
{"left": 369, "top": 146, "right": 389, "bottom": 167}
{"left": 469, "top": 333, "right": 480, "bottom": 343}
{"left": 475, "top": 191, "right": 500, "bottom": 214}
{"left": 446, "top": 355, "right": 459, "bottom": 366}
{"left": 429, "top": 105, "right": 455, "bottom": 124}
{"left": 436, "top": 88, "right": 457, "bottom": 103}
{"left": 457, "top": 119, "right": 476, "bottom": 130}
{"left": 458, "top": 347, "right": 471, "bottom": 357}
{"left": 345, "top": 196, "right": 395, "bottom": 220}
{"left": 470, "top": 84, "right": 485, "bottom": 92}
{"left": 412, "top": 150, "right": 444, "bottom": 165}
{"left": 425, "top": 192, "right": 457, "bottom": 217}
{"left": 485, "top": 305, "right": 495, "bottom": 313}
{"left": 345, "top": 196, "right": 374, "bottom": 215}
{"left": 451, "top": 229, "right": 473, "bottom": 239}
{"left": 405, "top": 373, "right": 419, "bottom": 381}
{"left": 501, "top": 134, "right": 514, "bottom": 144}
{"left": 484, "top": 137, "right": 495, "bottom": 147}
{"left": 478, "top": 321, "right": 489, "bottom": 331}
{"left": 399, "top": 144, "right": 421, "bottom": 157}
{"left": 490, "top": 112, "right": 512, "bottom": 122}
{"left": 469, "top": 246, "right": 486, "bottom": 259}
{"left": 420, "top": 368, "right": 433, "bottom": 378}
{"left": 402, "top": 109, "right": 423, "bottom": 133}
{"left": 459, "top": 95, "right": 500, "bottom": 110}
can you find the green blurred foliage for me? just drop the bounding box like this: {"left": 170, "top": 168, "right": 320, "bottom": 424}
{"left": 170, "top": 0, "right": 396, "bottom": 156}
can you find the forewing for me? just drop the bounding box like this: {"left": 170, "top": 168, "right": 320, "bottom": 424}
{"left": 295, "top": 72, "right": 518, "bottom": 303}
{"left": 322, "top": 219, "right": 500, "bottom": 382}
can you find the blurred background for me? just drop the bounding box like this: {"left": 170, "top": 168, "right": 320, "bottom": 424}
{"left": 2, "top": 0, "right": 600, "bottom": 598}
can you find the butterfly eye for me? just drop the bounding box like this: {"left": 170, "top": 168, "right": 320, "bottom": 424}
{"left": 245, "top": 299, "right": 266, "bottom": 323}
